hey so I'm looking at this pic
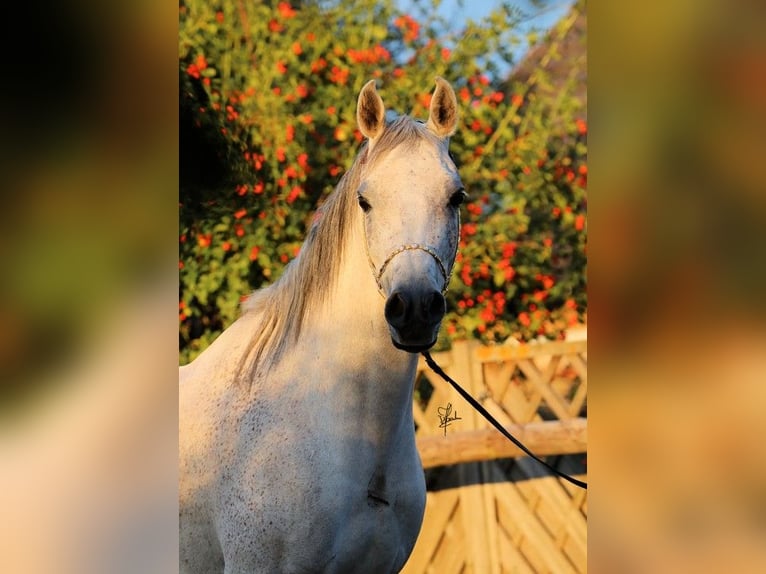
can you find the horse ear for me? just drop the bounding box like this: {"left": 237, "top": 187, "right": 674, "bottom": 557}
{"left": 426, "top": 77, "right": 458, "bottom": 138}
{"left": 356, "top": 80, "right": 386, "bottom": 141}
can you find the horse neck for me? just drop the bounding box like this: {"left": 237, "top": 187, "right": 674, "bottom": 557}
{"left": 333, "top": 213, "right": 417, "bottom": 361}
{"left": 310, "top": 214, "right": 419, "bottom": 438}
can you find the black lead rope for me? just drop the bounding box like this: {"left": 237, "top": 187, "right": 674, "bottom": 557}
{"left": 421, "top": 351, "right": 588, "bottom": 490}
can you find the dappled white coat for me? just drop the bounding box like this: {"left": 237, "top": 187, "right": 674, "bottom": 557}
{"left": 179, "top": 78, "right": 462, "bottom": 574}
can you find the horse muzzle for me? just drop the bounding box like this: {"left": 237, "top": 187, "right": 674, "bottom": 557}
{"left": 384, "top": 288, "right": 446, "bottom": 353}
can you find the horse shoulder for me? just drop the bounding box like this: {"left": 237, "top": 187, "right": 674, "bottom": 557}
{"left": 179, "top": 311, "right": 264, "bottom": 504}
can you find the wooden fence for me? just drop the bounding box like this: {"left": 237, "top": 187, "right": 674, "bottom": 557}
{"left": 402, "top": 339, "right": 587, "bottom": 573}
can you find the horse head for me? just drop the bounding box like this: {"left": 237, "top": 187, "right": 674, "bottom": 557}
{"left": 356, "top": 77, "right": 464, "bottom": 352}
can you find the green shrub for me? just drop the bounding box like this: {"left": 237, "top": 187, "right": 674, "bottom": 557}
{"left": 179, "top": 0, "right": 586, "bottom": 364}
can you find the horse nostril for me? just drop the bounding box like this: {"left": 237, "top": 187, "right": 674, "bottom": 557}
{"left": 426, "top": 291, "right": 446, "bottom": 321}
{"left": 385, "top": 292, "right": 409, "bottom": 327}
{"left": 386, "top": 290, "right": 445, "bottom": 330}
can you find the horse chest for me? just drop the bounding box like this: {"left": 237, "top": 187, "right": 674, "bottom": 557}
{"left": 221, "top": 401, "right": 426, "bottom": 573}
{"left": 272, "top": 456, "right": 426, "bottom": 573}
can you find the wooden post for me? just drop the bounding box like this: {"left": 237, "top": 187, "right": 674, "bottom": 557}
{"left": 437, "top": 341, "right": 492, "bottom": 573}
{"left": 469, "top": 340, "right": 503, "bottom": 574}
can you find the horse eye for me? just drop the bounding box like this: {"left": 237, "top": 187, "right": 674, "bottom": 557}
{"left": 357, "top": 195, "right": 372, "bottom": 213}
{"left": 449, "top": 189, "right": 467, "bottom": 208}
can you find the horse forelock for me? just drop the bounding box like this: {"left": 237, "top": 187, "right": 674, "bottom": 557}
{"left": 237, "top": 115, "right": 440, "bottom": 383}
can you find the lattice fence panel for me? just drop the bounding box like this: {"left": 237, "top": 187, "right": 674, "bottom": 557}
{"left": 404, "top": 339, "right": 587, "bottom": 574}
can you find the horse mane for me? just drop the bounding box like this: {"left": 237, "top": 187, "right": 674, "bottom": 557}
{"left": 237, "top": 115, "right": 439, "bottom": 382}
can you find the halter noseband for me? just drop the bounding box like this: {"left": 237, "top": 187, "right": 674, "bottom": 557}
{"left": 370, "top": 243, "right": 452, "bottom": 297}
{"left": 359, "top": 166, "right": 461, "bottom": 298}
{"left": 364, "top": 205, "right": 460, "bottom": 298}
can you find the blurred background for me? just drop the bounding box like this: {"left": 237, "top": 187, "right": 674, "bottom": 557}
{"left": 589, "top": 0, "right": 766, "bottom": 570}
{"left": 0, "top": 2, "right": 179, "bottom": 572}
{"left": 1, "top": 0, "right": 764, "bottom": 572}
